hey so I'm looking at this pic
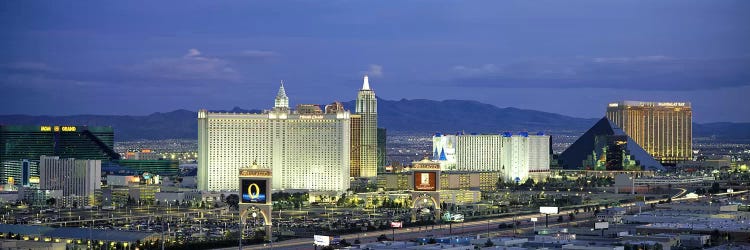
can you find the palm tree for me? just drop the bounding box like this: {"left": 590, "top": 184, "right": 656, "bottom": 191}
{"left": 225, "top": 194, "right": 239, "bottom": 210}
{"left": 46, "top": 198, "right": 56, "bottom": 207}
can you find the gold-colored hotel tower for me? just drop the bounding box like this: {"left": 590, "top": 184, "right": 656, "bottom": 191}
{"left": 606, "top": 101, "right": 692, "bottom": 163}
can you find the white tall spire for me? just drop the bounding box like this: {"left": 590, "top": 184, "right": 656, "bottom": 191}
{"left": 277, "top": 80, "right": 287, "bottom": 98}
{"left": 362, "top": 75, "right": 370, "bottom": 90}
{"left": 274, "top": 80, "right": 289, "bottom": 109}
{"left": 354, "top": 73, "right": 377, "bottom": 178}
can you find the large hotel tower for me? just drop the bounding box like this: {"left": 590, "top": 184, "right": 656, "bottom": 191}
{"left": 351, "top": 75, "right": 378, "bottom": 178}
{"left": 433, "top": 132, "right": 550, "bottom": 182}
{"left": 198, "top": 82, "right": 351, "bottom": 192}
{"left": 606, "top": 101, "right": 692, "bottom": 163}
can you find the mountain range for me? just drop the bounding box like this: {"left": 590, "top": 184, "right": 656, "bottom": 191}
{"left": 1, "top": 99, "right": 748, "bottom": 142}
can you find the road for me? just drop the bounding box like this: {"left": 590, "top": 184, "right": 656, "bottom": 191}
{"left": 220, "top": 191, "right": 724, "bottom": 250}
{"left": 221, "top": 206, "right": 605, "bottom": 250}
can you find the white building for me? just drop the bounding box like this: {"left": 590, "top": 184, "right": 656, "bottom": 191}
{"left": 454, "top": 134, "right": 503, "bottom": 172}
{"left": 198, "top": 82, "right": 351, "bottom": 192}
{"left": 39, "top": 155, "right": 101, "bottom": 206}
{"left": 435, "top": 132, "right": 550, "bottom": 182}
{"left": 432, "top": 133, "right": 457, "bottom": 170}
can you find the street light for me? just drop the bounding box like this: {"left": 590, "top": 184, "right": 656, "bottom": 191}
{"left": 486, "top": 219, "right": 492, "bottom": 238}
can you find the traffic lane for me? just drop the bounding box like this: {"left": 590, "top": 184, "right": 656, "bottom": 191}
{"left": 237, "top": 210, "right": 601, "bottom": 250}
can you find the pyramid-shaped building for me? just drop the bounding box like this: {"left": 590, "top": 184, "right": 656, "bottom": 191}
{"left": 559, "top": 117, "right": 664, "bottom": 171}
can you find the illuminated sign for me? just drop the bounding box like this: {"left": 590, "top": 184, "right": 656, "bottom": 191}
{"left": 41, "top": 126, "right": 77, "bottom": 132}
{"left": 390, "top": 221, "right": 403, "bottom": 228}
{"left": 141, "top": 149, "right": 152, "bottom": 153}
{"left": 608, "top": 103, "right": 618, "bottom": 107}
{"left": 539, "top": 206, "right": 559, "bottom": 214}
{"left": 595, "top": 222, "right": 609, "bottom": 229}
{"left": 241, "top": 179, "right": 268, "bottom": 204}
{"left": 299, "top": 115, "right": 324, "bottom": 119}
{"left": 414, "top": 172, "right": 437, "bottom": 191}
{"left": 314, "top": 235, "right": 331, "bottom": 246}
{"left": 412, "top": 163, "right": 441, "bottom": 170}
{"left": 29, "top": 176, "right": 40, "bottom": 184}
{"left": 656, "top": 102, "right": 686, "bottom": 107}
{"left": 239, "top": 169, "right": 272, "bottom": 177}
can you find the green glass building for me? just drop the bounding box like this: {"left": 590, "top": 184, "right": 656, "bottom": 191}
{"left": 116, "top": 159, "right": 179, "bottom": 176}
{"left": 0, "top": 125, "right": 117, "bottom": 185}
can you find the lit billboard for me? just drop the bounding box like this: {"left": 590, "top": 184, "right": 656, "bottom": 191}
{"left": 314, "top": 235, "right": 330, "bottom": 246}
{"left": 539, "top": 206, "right": 559, "bottom": 214}
{"left": 241, "top": 179, "right": 268, "bottom": 204}
{"left": 414, "top": 172, "right": 437, "bottom": 191}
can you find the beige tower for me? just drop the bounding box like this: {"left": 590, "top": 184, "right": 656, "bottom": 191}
{"left": 354, "top": 75, "right": 378, "bottom": 177}
{"left": 350, "top": 114, "right": 362, "bottom": 177}
{"left": 606, "top": 101, "right": 692, "bottom": 163}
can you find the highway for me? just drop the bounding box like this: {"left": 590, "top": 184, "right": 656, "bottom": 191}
{"left": 221, "top": 191, "right": 731, "bottom": 250}
{"left": 223, "top": 205, "right": 606, "bottom": 250}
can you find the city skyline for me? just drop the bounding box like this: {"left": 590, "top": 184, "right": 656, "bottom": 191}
{"left": 2, "top": 1, "right": 749, "bottom": 123}
{"left": 1, "top": 2, "right": 749, "bottom": 250}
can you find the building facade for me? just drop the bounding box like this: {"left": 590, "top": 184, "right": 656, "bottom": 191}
{"left": 0, "top": 125, "right": 115, "bottom": 186}
{"left": 501, "top": 132, "right": 551, "bottom": 183}
{"left": 39, "top": 156, "right": 101, "bottom": 207}
{"left": 350, "top": 115, "right": 362, "bottom": 177}
{"left": 455, "top": 134, "right": 503, "bottom": 171}
{"left": 116, "top": 159, "right": 179, "bottom": 176}
{"left": 435, "top": 133, "right": 550, "bottom": 182}
{"left": 433, "top": 133, "right": 458, "bottom": 170}
{"left": 198, "top": 83, "right": 351, "bottom": 192}
{"left": 353, "top": 75, "right": 378, "bottom": 178}
{"left": 377, "top": 128, "right": 387, "bottom": 173}
{"left": 376, "top": 171, "right": 500, "bottom": 192}
{"left": 606, "top": 101, "right": 692, "bottom": 163}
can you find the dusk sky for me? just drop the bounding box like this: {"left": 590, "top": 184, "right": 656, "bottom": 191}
{"left": 1, "top": 1, "right": 749, "bottom": 123}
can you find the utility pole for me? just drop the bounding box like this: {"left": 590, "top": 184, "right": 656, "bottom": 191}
{"left": 238, "top": 212, "right": 243, "bottom": 250}
{"left": 161, "top": 219, "right": 165, "bottom": 250}
{"left": 89, "top": 207, "right": 93, "bottom": 249}
{"left": 486, "top": 219, "right": 491, "bottom": 238}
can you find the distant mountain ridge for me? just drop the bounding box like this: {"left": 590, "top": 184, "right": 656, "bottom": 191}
{"left": 1, "top": 99, "right": 748, "bottom": 141}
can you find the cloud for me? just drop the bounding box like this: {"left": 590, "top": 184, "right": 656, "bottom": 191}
{"left": 1, "top": 48, "right": 277, "bottom": 93}
{"left": 0, "top": 62, "right": 55, "bottom": 75}
{"left": 366, "top": 64, "right": 383, "bottom": 77}
{"left": 239, "top": 50, "right": 277, "bottom": 59}
{"left": 185, "top": 48, "right": 202, "bottom": 58}
{"left": 453, "top": 64, "right": 499, "bottom": 76}
{"left": 450, "top": 56, "right": 750, "bottom": 91}
{"left": 124, "top": 49, "right": 241, "bottom": 82}
{"left": 592, "top": 56, "right": 671, "bottom": 63}
{"left": 0, "top": 62, "right": 100, "bottom": 90}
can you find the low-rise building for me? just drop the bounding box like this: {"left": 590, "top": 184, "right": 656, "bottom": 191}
{"left": 678, "top": 234, "right": 710, "bottom": 248}
{"left": 377, "top": 171, "right": 501, "bottom": 192}
{"left": 597, "top": 207, "right": 626, "bottom": 224}
{"left": 18, "top": 188, "right": 62, "bottom": 208}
